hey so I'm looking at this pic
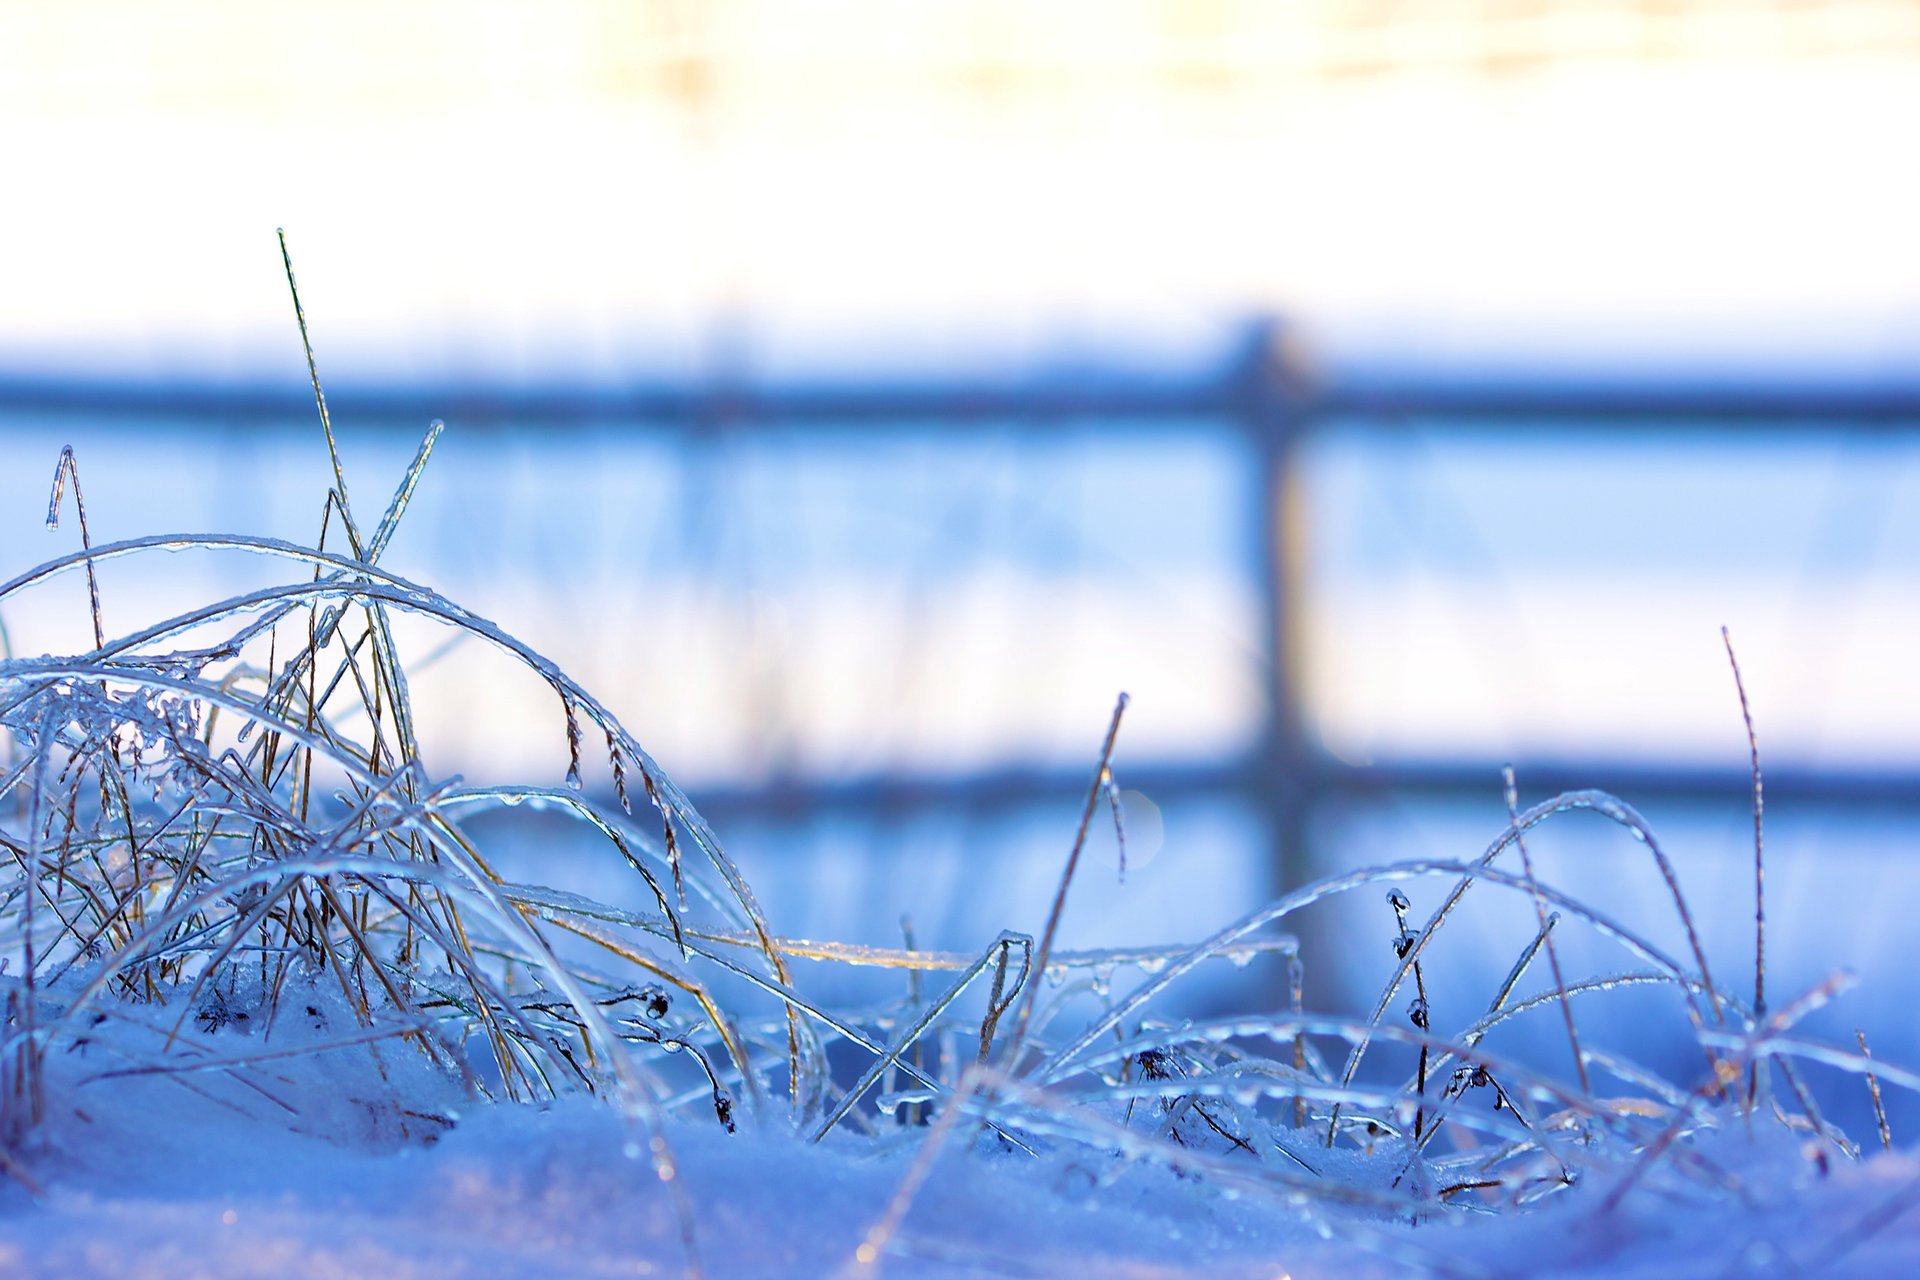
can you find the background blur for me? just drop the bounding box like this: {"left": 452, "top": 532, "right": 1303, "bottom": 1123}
{"left": 6, "top": 1, "right": 1920, "bottom": 1124}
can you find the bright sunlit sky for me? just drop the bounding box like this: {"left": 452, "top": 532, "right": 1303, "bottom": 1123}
{"left": 5, "top": 1, "right": 1920, "bottom": 385}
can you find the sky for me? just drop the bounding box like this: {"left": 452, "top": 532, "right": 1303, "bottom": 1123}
{"left": 4, "top": 2, "right": 1920, "bottom": 386}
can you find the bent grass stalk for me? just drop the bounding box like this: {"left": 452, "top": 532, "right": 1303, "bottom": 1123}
{"left": 1722, "top": 626, "right": 1767, "bottom": 1113}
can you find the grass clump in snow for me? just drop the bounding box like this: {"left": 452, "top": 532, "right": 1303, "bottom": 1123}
{"left": 2, "top": 241, "right": 1914, "bottom": 1278}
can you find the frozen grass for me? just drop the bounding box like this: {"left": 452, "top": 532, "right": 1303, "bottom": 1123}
{"left": 2, "top": 244, "right": 1916, "bottom": 1277}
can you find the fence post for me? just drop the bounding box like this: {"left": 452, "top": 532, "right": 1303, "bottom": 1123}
{"left": 1240, "top": 318, "right": 1317, "bottom": 897}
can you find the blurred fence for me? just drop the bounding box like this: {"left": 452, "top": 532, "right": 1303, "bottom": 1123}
{"left": 5, "top": 318, "right": 1920, "bottom": 896}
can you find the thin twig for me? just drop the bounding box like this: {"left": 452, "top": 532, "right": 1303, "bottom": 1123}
{"left": 1858, "top": 1029, "right": 1892, "bottom": 1151}
{"left": 1506, "top": 765, "right": 1588, "bottom": 1095}
{"left": 45, "top": 446, "right": 105, "bottom": 651}
{"left": 1722, "top": 626, "right": 1767, "bottom": 1117}
{"left": 1000, "top": 692, "right": 1128, "bottom": 1072}
{"left": 1388, "top": 887, "right": 1431, "bottom": 1145}
{"left": 1721, "top": 627, "right": 1765, "bottom": 1024}
{"left": 276, "top": 228, "right": 363, "bottom": 558}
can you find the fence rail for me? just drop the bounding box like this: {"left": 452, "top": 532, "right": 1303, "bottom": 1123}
{"left": 7, "top": 320, "right": 1920, "bottom": 886}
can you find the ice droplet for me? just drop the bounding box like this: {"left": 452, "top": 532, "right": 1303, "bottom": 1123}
{"left": 876, "top": 1088, "right": 938, "bottom": 1116}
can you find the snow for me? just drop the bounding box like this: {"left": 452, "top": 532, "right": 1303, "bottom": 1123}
{"left": 6, "top": 966, "right": 1920, "bottom": 1280}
